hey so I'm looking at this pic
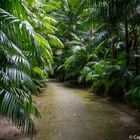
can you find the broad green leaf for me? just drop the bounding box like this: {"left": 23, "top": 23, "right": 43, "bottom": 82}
{"left": 48, "top": 34, "right": 64, "bottom": 48}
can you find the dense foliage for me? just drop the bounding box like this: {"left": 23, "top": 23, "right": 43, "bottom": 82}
{"left": 0, "top": 0, "right": 63, "bottom": 135}
{"left": 0, "top": 0, "right": 140, "bottom": 136}
{"left": 52, "top": 0, "right": 140, "bottom": 107}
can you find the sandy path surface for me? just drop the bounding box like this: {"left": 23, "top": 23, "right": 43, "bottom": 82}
{"left": 33, "top": 81, "right": 140, "bottom": 140}
{"left": 0, "top": 117, "right": 30, "bottom": 140}
{"left": 0, "top": 81, "right": 140, "bottom": 140}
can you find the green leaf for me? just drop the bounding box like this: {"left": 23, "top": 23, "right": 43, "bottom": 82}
{"left": 48, "top": 34, "right": 64, "bottom": 48}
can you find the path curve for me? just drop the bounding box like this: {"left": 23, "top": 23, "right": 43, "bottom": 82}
{"left": 33, "top": 81, "right": 140, "bottom": 140}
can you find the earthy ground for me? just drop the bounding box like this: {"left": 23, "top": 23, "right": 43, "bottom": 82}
{"left": 0, "top": 81, "right": 140, "bottom": 140}
{"left": 0, "top": 117, "right": 30, "bottom": 140}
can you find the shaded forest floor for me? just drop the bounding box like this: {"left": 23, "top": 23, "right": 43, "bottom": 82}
{"left": 0, "top": 118, "right": 30, "bottom": 140}
{"left": 0, "top": 81, "right": 140, "bottom": 140}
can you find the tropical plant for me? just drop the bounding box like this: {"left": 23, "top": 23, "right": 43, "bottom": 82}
{"left": 125, "top": 75, "right": 140, "bottom": 107}
{"left": 0, "top": 0, "right": 63, "bottom": 135}
{"left": 53, "top": 0, "right": 140, "bottom": 107}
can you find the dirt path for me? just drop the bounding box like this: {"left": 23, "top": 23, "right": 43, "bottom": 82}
{"left": 0, "top": 81, "right": 140, "bottom": 140}
{"left": 0, "top": 118, "right": 30, "bottom": 140}
{"left": 33, "top": 81, "right": 140, "bottom": 140}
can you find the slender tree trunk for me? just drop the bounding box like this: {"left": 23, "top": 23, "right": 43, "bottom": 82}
{"left": 124, "top": 17, "right": 129, "bottom": 68}
{"left": 124, "top": 16, "right": 130, "bottom": 91}
{"left": 111, "top": 41, "right": 116, "bottom": 59}
{"left": 135, "top": 48, "right": 139, "bottom": 76}
{"left": 132, "top": 29, "right": 139, "bottom": 75}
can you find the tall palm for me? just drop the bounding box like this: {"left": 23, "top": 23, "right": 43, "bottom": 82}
{"left": 85, "top": 0, "right": 140, "bottom": 70}
{"left": 54, "top": 0, "right": 140, "bottom": 98}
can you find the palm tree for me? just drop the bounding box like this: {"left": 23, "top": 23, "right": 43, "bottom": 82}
{"left": 54, "top": 0, "right": 140, "bottom": 99}
{"left": 0, "top": 0, "right": 63, "bottom": 135}
{"left": 85, "top": 0, "right": 140, "bottom": 71}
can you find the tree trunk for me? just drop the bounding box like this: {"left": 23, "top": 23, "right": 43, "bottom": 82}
{"left": 124, "top": 18, "right": 129, "bottom": 68}
{"left": 124, "top": 16, "right": 130, "bottom": 91}
{"left": 132, "top": 29, "right": 139, "bottom": 75}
